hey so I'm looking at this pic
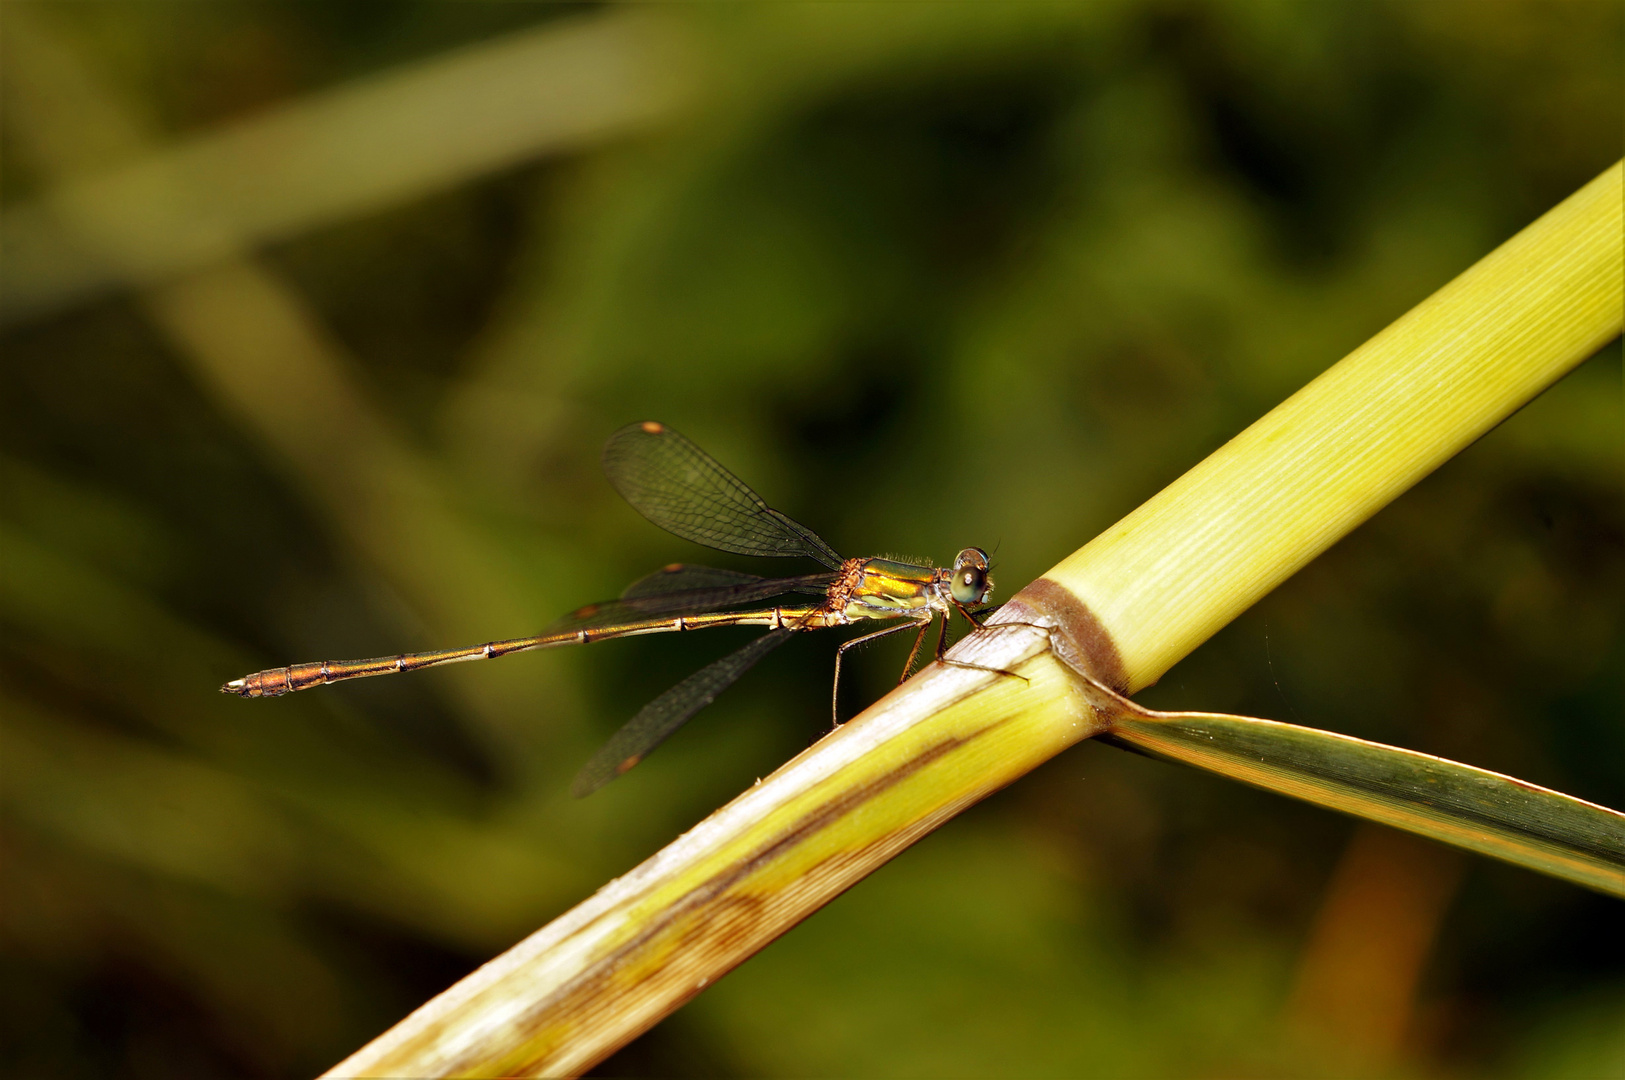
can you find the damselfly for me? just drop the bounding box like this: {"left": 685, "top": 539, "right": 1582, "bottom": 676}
{"left": 223, "top": 421, "right": 1001, "bottom": 795}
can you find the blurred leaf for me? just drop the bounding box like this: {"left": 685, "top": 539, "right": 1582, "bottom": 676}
{"left": 0, "top": 519, "right": 585, "bottom": 946}
{"left": 0, "top": 8, "right": 689, "bottom": 323}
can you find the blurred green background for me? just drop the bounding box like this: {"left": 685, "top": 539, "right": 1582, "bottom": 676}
{"left": 2, "top": 2, "right": 1621, "bottom": 1077}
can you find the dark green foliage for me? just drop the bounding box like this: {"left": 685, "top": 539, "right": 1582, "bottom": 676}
{"left": 1, "top": 2, "right": 1620, "bottom": 1076}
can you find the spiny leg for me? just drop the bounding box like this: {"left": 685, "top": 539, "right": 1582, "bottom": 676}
{"left": 954, "top": 600, "right": 1057, "bottom": 640}
{"left": 897, "top": 619, "right": 932, "bottom": 685}
{"left": 831, "top": 619, "right": 927, "bottom": 726}
{"left": 934, "top": 603, "right": 1037, "bottom": 684}
{"left": 952, "top": 599, "right": 988, "bottom": 630}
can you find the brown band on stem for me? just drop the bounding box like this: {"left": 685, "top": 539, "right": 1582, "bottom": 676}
{"left": 1001, "top": 577, "right": 1129, "bottom": 694}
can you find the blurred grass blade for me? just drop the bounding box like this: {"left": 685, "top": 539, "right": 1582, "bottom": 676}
{"left": 0, "top": 9, "right": 690, "bottom": 324}
{"left": 1101, "top": 711, "right": 1625, "bottom": 898}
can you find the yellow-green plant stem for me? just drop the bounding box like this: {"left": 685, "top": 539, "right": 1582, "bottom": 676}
{"left": 328, "top": 164, "right": 1623, "bottom": 1078}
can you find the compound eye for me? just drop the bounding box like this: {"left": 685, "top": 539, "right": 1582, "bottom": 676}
{"left": 954, "top": 547, "right": 990, "bottom": 570}
{"left": 951, "top": 568, "right": 985, "bottom": 604}
{"left": 950, "top": 548, "right": 991, "bottom": 604}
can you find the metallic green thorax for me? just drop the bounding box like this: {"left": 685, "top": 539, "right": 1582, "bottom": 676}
{"left": 846, "top": 558, "right": 938, "bottom": 616}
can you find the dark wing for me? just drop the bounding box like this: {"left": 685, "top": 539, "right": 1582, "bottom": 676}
{"left": 602, "top": 422, "right": 844, "bottom": 569}
{"left": 621, "top": 563, "right": 765, "bottom": 598}
{"left": 541, "top": 566, "right": 835, "bottom": 637}
{"left": 571, "top": 628, "right": 795, "bottom": 796}
{"left": 621, "top": 563, "right": 833, "bottom": 601}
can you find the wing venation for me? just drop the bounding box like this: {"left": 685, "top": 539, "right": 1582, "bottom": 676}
{"left": 602, "top": 423, "right": 843, "bottom": 568}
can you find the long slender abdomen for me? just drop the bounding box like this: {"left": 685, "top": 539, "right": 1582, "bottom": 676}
{"left": 220, "top": 605, "right": 830, "bottom": 698}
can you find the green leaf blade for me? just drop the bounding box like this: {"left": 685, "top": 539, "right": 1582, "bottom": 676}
{"left": 1104, "top": 712, "right": 1625, "bottom": 898}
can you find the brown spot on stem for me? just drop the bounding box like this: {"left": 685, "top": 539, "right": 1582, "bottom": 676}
{"left": 1003, "top": 577, "right": 1129, "bottom": 693}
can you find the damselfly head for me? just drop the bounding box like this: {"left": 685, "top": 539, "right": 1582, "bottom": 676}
{"left": 950, "top": 547, "right": 993, "bottom": 604}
